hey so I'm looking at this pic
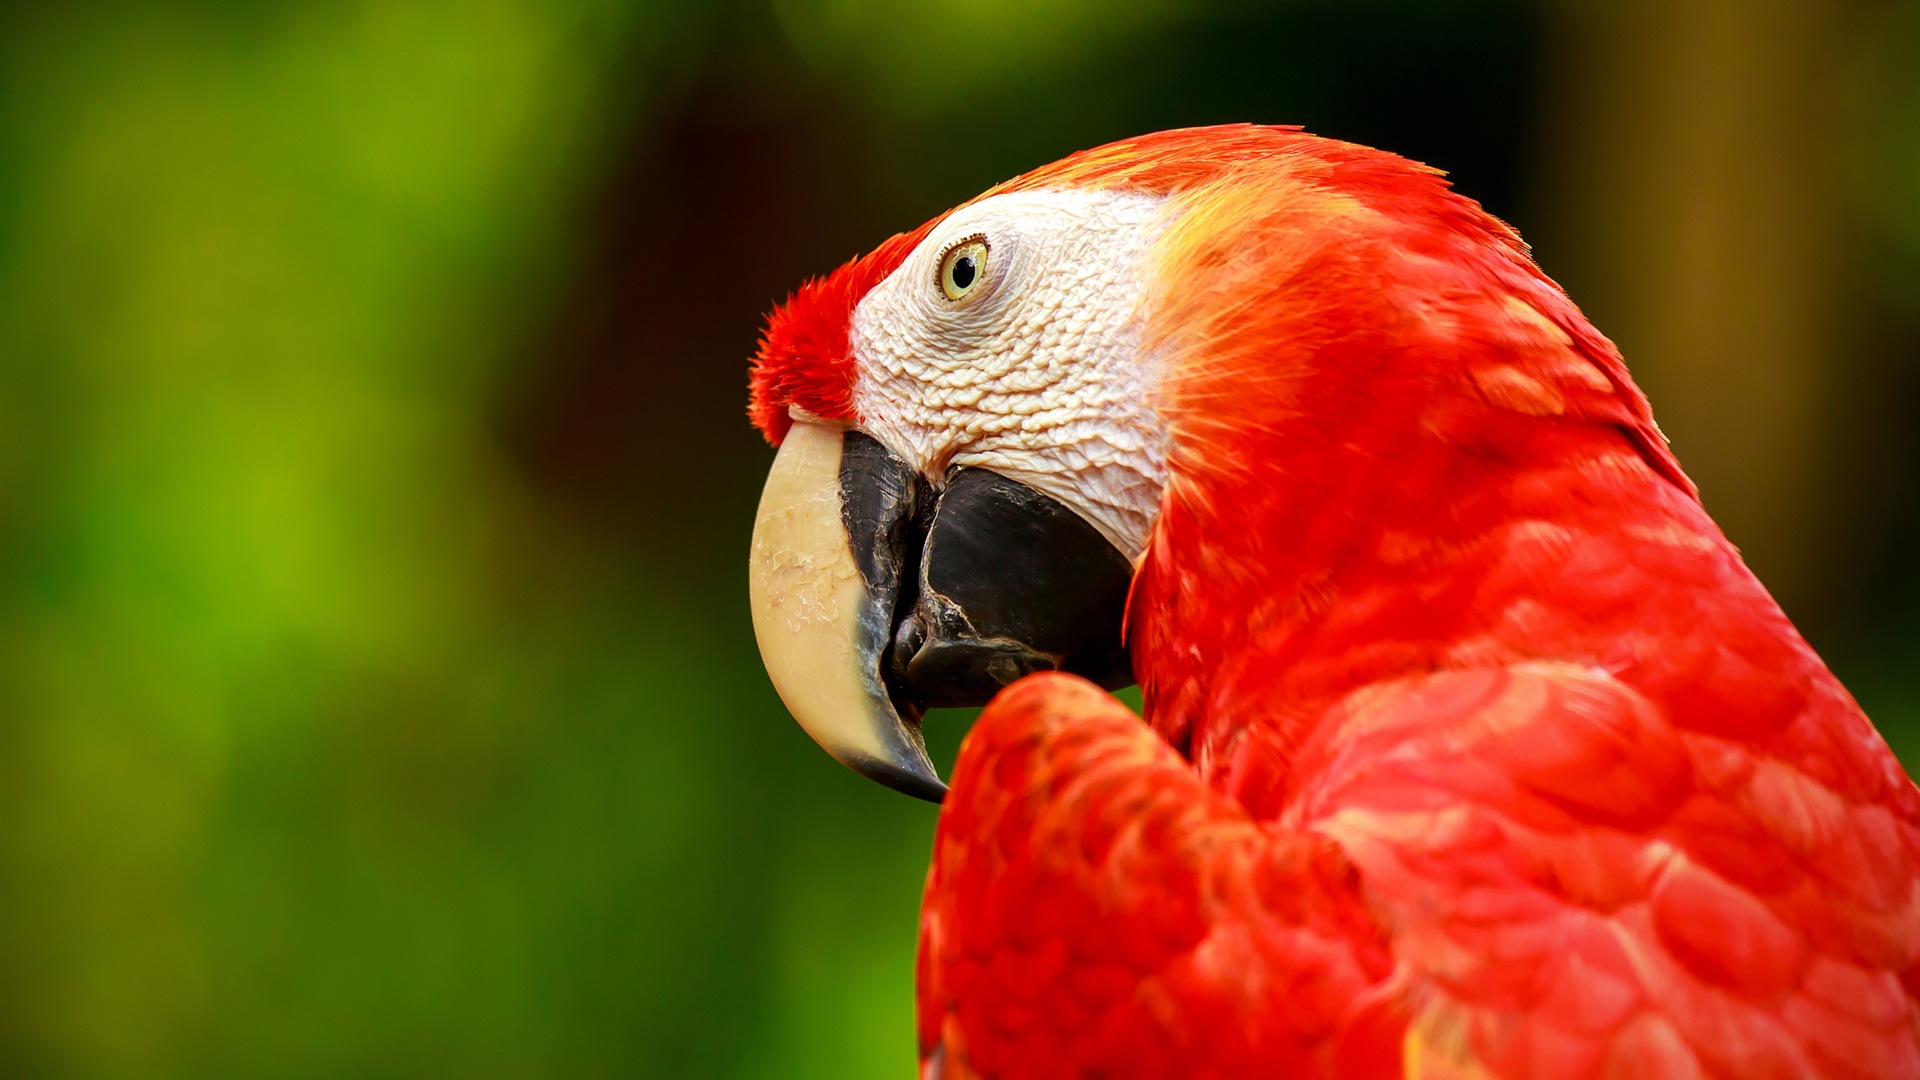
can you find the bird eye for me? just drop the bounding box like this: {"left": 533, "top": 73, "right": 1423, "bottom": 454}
{"left": 938, "top": 236, "right": 989, "bottom": 302}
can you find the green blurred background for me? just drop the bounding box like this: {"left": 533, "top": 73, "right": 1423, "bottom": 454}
{"left": 1, "top": 0, "right": 1917, "bottom": 1075}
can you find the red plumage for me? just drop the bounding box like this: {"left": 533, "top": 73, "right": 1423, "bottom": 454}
{"left": 755, "top": 127, "right": 1920, "bottom": 1078}
{"left": 750, "top": 224, "right": 933, "bottom": 443}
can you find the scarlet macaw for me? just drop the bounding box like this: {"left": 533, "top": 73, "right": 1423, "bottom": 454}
{"left": 745, "top": 126, "right": 1920, "bottom": 1079}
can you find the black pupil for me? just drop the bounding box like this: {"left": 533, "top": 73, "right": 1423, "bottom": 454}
{"left": 950, "top": 254, "right": 976, "bottom": 290}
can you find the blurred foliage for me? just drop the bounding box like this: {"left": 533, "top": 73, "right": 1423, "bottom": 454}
{"left": 0, "top": 2, "right": 922, "bottom": 1074}
{"left": 0, "top": 0, "right": 1914, "bottom": 1076}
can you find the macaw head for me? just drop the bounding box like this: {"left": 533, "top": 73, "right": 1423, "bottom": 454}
{"left": 746, "top": 125, "right": 1680, "bottom": 802}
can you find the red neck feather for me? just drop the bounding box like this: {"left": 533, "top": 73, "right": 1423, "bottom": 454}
{"left": 1120, "top": 141, "right": 1834, "bottom": 815}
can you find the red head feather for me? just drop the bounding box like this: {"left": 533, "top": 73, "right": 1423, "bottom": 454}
{"left": 748, "top": 225, "right": 933, "bottom": 444}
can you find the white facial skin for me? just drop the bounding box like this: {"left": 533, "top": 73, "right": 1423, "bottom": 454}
{"left": 846, "top": 188, "right": 1172, "bottom": 560}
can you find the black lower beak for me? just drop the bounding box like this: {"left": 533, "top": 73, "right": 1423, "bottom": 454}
{"left": 842, "top": 432, "right": 1136, "bottom": 785}
{"left": 884, "top": 464, "right": 1135, "bottom": 711}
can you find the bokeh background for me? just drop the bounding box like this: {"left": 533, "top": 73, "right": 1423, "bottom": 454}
{"left": 2, "top": 0, "right": 1917, "bottom": 1074}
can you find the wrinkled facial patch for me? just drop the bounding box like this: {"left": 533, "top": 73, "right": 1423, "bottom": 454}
{"left": 850, "top": 188, "right": 1170, "bottom": 559}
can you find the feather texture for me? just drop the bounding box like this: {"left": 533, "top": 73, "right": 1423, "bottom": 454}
{"left": 910, "top": 129, "right": 1920, "bottom": 1078}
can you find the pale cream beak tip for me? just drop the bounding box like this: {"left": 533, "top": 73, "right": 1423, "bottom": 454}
{"left": 747, "top": 421, "right": 945, "bottom": 802}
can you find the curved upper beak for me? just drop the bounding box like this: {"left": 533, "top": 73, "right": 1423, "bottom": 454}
{"left": 748, "top": 420, "right": 1135, "bottom": 802}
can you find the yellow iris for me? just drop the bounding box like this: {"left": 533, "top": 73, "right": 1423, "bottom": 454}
{"left": 939, "top": 237, "right": 989, "bottom": 301}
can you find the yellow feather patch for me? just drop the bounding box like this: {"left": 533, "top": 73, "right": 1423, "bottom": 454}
{"left": 1471, "top": 364, "right": 1566, "bottom": 416}
{"left": 1404, "top": 998, "right": 1500, "bottom": 1080}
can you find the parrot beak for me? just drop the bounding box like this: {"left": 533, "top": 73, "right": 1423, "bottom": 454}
{"left": 748, "top": 420, "right": 1135, "bottom": 802}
